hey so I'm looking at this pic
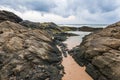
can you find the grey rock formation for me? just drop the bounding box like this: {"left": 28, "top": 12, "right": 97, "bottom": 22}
{"left": 79, "top": 26, "right": 103, "bottom": 32}
{"left": 0, "top": 21, "right": 63, "bottom": 80}
{"left": 73, "top": 21, "right": 120, "bottom": 80}
{"left": 0, "top": 10, "right": 23, "bottom": 23}
{"left": 19, "top": 20, "right": 41, "bottom": 29}
{"left": 20, "top": 20, "right": 62, "bottom": 35}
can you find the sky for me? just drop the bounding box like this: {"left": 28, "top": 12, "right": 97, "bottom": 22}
{"left": 0, "top": 0, "right": 120, "bottom": 24}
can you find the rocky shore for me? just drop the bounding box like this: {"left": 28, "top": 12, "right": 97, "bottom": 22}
{"left": 78, "top": 26, "right": 103, "bottom": 32}
{"left": 0, "top": 10, "right": 64, "bottom": 80}
{"left": 72, "top": 21, "right": 120, "bottom": 80}
{"left": 1, "top": 10, "right": 120, "bottom": 80}
{"left": 60, "top": 26, "right": 103, "bottom": 32}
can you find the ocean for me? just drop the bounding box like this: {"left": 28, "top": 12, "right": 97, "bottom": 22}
{"left": 58, "top": 24, "right": 109, "bottom": 28}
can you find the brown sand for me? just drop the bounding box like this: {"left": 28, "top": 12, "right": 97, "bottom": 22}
{"left": 62, "top": 55, "right": 93, "bottom": 80}
{"left": 62, "top": 36, "right": 93, "bottom": 80}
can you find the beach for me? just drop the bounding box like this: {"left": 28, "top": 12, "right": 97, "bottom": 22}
{"left": 61, "top": 31, "right": 93, "bottom": 80}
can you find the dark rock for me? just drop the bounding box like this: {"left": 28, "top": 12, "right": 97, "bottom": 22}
{"left": 79, "top": 26, "right": 103, "bottom": 32}
{"left": 0, "top": 10, "right": 22, "bottom": 23}
{"left": 60, "top": 26, "right": 78, "bottom": 31}
{"left": 60, "top": 26, "right": 103, "bottom": 32}
{"left": 19, "top": 20, "right": 42, "bottom": 29}
{"left": 53, "top": 32, "right": 79, "bottom": 42}
{"left": 40, "top": 22, "right": 62, "bottom": 34}
{"left": 20, "top": 21, "right": 62, "bottom": 35}
{"left": 0, "top": 21, "right": 63, "bottom": 80}
{"left": 73, "top": 21, "right": 120, "bottom": 80}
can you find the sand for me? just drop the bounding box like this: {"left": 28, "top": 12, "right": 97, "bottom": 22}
{"left": 62, "top": 55, "right": 93, "bottom": 80}
{"left": 62, "top": 35, "right": 93, "bottom": 80}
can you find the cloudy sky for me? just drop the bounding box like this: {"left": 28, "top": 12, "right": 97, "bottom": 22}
{"left": 0, "top": 0, "right": 120, "bottom": 24}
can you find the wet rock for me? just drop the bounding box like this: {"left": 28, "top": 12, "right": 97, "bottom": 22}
{"left": 79, "top": 26, "right": 103, "bottom": 32}
{"left": 73, "top": 21, "right": 120, "bottom": 80}
{"left": 0, "top": 21, "right": 63, "bottom": 80}
{"left": 0, "top": 10, "right": 22, "bottom": 23}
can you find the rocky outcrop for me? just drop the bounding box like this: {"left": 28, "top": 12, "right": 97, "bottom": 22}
{"left": 20, "top": 20, "right": 62, "bottom": 35}
{"left": 0, "top": 21, "right": 63, "bottom": 80}
{"left": 19, "top": 20, "right": 42, "bottom": 29}
{"left": 60, "top": 26, "right": 103, "bottom": 32}
{"left": 54, "top": 32, "right": 79, "bottom": 42}
{"left": 60, "top": 26, "right": 78, "bottom": 31}
{"left": 0, "top": 10, "right": 22, "bottom": 23}
{"left": 79, "top": 26, "right": 103, "bottom": 32}
{"left": 73, "top": 21, "right": 120, "bottom": 80}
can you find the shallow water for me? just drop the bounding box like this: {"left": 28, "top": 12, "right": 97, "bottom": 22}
{"left": 62, "top": 31, "right": 93, "bottom": 80}
{"left": 64, "top": 31, "right": 91, "bottom": 49}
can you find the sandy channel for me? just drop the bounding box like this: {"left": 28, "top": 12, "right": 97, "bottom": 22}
{"left": 62, "top": 34, "right": 93, "bottom": 80}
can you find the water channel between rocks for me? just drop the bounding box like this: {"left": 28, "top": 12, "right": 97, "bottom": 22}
{"left": 61, "top": 31, "right": 93, "bottom": 80}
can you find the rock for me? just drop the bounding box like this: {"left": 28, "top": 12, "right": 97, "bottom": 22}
{"left": 0, "top": 21, "right": 63, "bottom": 80}
{"left": 78, "top": 26, "right": 103, "bottom": 32}
{"left": 60, "top": 26, "right": 78, "bottom": 31}
{"left": 73, "top": 21, "right": 120, "bottom": 80}
{"left": 0, "top": 10, "right": 22, "bottom": 23}
{"left": 20, "top": 20, "right": 42, "bottom": 29}
{"left": 40, "top": 22, "right": 62, "bottom": 34}
{"left": 60, "top": 26, "right": 103, "bottom": 32}
{"left": 20, "top": 21, "right": 62, "bottom": 35}
{"left": 53, "top": 32, "right": 79, "bottom": 42}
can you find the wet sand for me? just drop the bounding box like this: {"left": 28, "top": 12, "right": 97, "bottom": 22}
{"left": 62, "top": 33, "right": 93, "bottom": 80}
{"left": 62, "top": 55, "right": 93, "bottom": 80}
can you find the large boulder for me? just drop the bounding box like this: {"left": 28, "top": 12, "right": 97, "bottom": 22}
{"left": 0, "top": 10, "right": 22, "bottom": 23}
{"left": 73, "top": 21, "right": 120, "bottom": 80}
{"left": 0, "top": 21, "right": 63, "bottom": 80}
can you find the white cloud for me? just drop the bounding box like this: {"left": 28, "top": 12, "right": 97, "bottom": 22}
{"left": 0, "top": 0, "right": 120, "bottom": 24}
{"left": 0, "top": 6, "right": 76, "bottom": 24}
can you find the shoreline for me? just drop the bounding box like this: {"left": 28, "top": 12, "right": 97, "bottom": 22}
{"left": 59, "top": 35, "right": 93, "bottom": 80}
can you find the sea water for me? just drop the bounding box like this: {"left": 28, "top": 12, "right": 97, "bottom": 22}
{"left": 59, "top": 24, "right": 109, "bottom": 28}
{"left": 64, "top": 31, "right": 91, "bottom": 49}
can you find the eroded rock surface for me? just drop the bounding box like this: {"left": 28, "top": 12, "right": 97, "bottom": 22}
{"left": 0, "top": 10, "right": 22, "bottom": 23}
{"left": 0, "top": 21, "right": 63, "bottom": 80}
{"left": 73, "top": 21, "right": 120, "bottom": 80}
{"left": 20, "top": 21, "right": 62, "bottom": 33}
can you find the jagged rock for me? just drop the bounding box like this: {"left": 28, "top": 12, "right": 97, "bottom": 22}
{"left": 79, "top": 26, "right": 103, "bottom": 32}
{"left": 20, "top": 21, "right": 62, "bottom": 35}
{"left": 73, "top": 21, "right": 120, "bottom": 80}
{"left": 60, "top": 26, "right": 78, "bottom": 31}
{"left": 19, "top": 20, "right": 41, "bottom": 29}
{"left": 0, "top": 10, "right": 23, "bottom": 23}
{"left": 60, "top": 26, "right": 103, "bottom": 32}
{"left": 40, "top": 22, "right": 62, "bottom": 34}
{"left": 0, "top": 21, "right": 63, "bottom": 80}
